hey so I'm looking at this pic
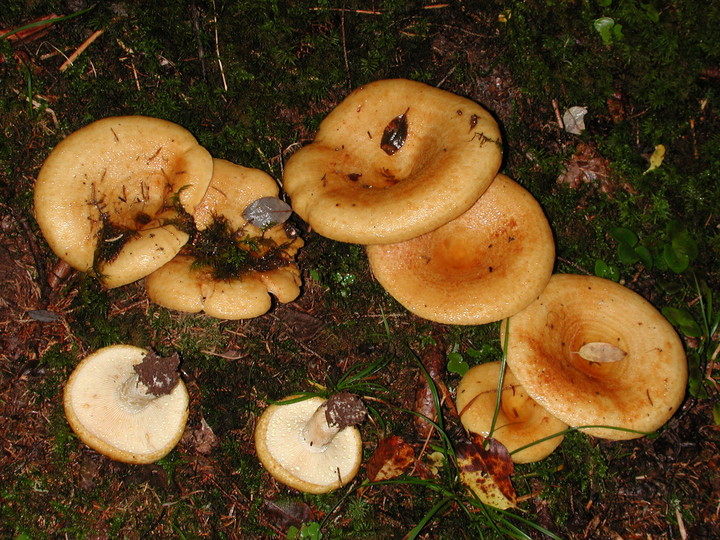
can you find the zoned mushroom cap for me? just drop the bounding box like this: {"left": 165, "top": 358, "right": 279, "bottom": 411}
{"left": 63, "top": 344, "right": 189, "bottom": 464}
{"left": 283, "top": 78, "right": 503, "bottom": 244}
{"left": 366, "top": 174, "right": 555, "bottom": 325}
{"left": 456, "top": 362, "right": 568, "bottom": 463}
{"left": 254, "top": 396, "right": 363, "bottom": 494}
{"left": 145, "top": 159, "right": 303, "bottom": 319}
{"left": 503, "top": 274, "right": 688, "bottom": 440}
{"left": 34, "top": 116, "right": 213, "bottom": 288}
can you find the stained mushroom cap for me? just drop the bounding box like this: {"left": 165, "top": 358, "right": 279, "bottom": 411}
{"left": 63, "top": 344, "right": 189, "bottom": 464}
{"left": 254, "top": 396, "right": 363, "bottom": 494}
{"left": 145, "top": 159, "right": 303, "bottom": 319}
{"left": 456, "top": 362, "right": 568, "bottom": 463}
{"left": 283, "top": 78, "right": 503, "bottom": 244}
{"left": 34, "top": 116, "right": 213, "bottom": 288}
{"left": 366, "top": 174, "right": 555, "bottom": 324}
{"left": 503, "top": 274, "right": 688, "bottom": 439}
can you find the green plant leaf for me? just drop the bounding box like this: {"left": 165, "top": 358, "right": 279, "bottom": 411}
{"left": 617, "top": 242, "right": 640, "bottom": 265}
{"left": 634, "top": 245, "right": 653, "bottom": 269}
{"left": 713, "top": 402, "right": 720, "bottom": 426}
{"left": 670, "top": 228, "right": 698, "bottom": 261}
{"left": 594, "top": 259, "right": 620, "bottom": 281}
{"left": 661, "top": 307, "right": 703, "bottom": 337}
{"left": 447, "top": 352, "right": 469, "bottom": 376}
{"left": 594, "top": 17, "right": 617, "bottom": 46}
{"left": 610, "top": 227, "right": 638, "bottom": 247}
{"left": 662, "top": 243, "right": 690, "bottom": 274}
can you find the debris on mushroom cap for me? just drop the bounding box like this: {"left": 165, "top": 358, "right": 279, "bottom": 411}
{"left": 325, "top": 391, "right": 368, "bottom": 430}
{"left": 145, "top": 158, "right": 304, "bottom": 320}
{"left": 366, "top": 174, "right": 555, "bottom": 325}
{"left": 502, "top": 274, "right": 688, "bottom": 440}
{"left": 254, "top": 395, "right": 364, "bottom": 494}
{"left": 63, "top": 345, "right": 189, "bottom": 464}
{"left": 33, "top": 116, "right": 213, "bottom": 288}
{"left": 456, "top": 362, "right": 568, "bottom": 463}
{"left": 282, "top": 78, "right": 503, "bottom": 245}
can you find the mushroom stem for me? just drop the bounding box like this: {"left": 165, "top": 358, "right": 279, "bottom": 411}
{"left": 302, "top": 403, "right": 340, "bottom": 450}
{"left": 118, "top": 374, "right": 158, "bottom": 412}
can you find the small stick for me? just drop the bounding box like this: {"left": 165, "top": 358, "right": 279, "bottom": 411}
{"left": 59, "top": 29, "right": 104, "bottom": 72}
{"left": 552, "top": 98, "right": 564, "bottom": 130}
{"left": 211, "top": 0, "right": 228, "bottom": 91}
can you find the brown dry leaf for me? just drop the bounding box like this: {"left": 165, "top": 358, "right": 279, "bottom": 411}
{"left": 557, "top": 142, "right": 616, "bottom": 195}
{"left": 578, "top": 342, "right": 627, "bottom": 363}
{"left": 456, "top": 432, "right": 516, "bottom": 510}
{"left": 263, "top": 498, "right": 313, "bottom": 531}
{"left": 380, "top": 108, "right": 409, "bottom": 155}
{"left": 366, "top": 435, "right": 415, "bottom": 482}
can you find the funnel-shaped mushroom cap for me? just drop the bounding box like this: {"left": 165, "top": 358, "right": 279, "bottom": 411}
{"left": 34, "top": 116, "right": 213, "bottom": 288}
{"left": 254, "top": 396, "right": 363, "bottom": 494}
{"left": 283, "top": 78, "right": 503, "bottom": 244}
{"left": 63, "top": 345, "right": 189, "bottom": 464}
{"left": 456, "top": 362, "right": 568, "bottom": 463}
{"left": 503, "top": 274, "right": 687, "bottom": 439}
{"left": 145, "top": 159, "right": 303, "bottom": 319}
{"left": 366, "top": 174, "right": 555, "bottom": 324}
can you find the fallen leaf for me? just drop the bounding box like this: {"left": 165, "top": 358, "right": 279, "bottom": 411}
{"left": 242, "top": 196, "right": 292, "bottom": 229}
{"left": 644, "top": 144, "right": 666, "bottom": 174}
{"left": 263, "top": 498, "right": 313, "bottom": 531}
{"left": 577, "top": 342, "right": 627, "bottom": 363}
{"left": 563, "top": 106, "right": 588, "bottom": 135}
{"left": 366, "top": 435, "right": 415, "bottom": 481}
{"left": 380, "top": 108, "right": 409, "bottom": 155}
{"left": 456, "top": 433, "right": 516, "bottom": 510}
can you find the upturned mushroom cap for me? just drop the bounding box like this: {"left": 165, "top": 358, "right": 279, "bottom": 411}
{"left": 503, "top": 274, "right": 688, "bottom": 440}
{"left": 254, "top": 396, "right": 363, "bottom": 494}
{"left": 283, "top": 78, "right": 503, "bottom": 244}
{"left": 456, "top": 362, "right": 568, "bottom": 463}
{"left": 145, "top": 159, "right": 303, "bottom": 319}
{"left": 34, "top": 116, "right": 213, "bottom": 288}
{"left": 366, "top": 174, "right": 555, "bottom": 324}
{"left": 63, "top": 345, "right": 189, "bottom": 464}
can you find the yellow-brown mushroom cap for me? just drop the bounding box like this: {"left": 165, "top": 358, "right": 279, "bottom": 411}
{"left": 283, "top": 78, "right": 503, "bottom": 244}
{"left": 34, "top": 116, "right": 213, "bottom": 288}
{"left": 456, "top": 362, "right": 568, "bottom": 463}
{"left": 145, "top": 159, "right": 303, "bottom": 319}
{"left": 503, "top": 274, "right": 688, "bottom": 440}
{"left": 366, "top": 174, "right": 555, "bottom": 324}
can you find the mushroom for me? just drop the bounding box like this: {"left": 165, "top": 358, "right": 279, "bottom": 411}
{"left": 283, "top": 78, "right": 503, "bottom": 245}
{"left": 366, "top": 174, "right": 555, "bottom": 324}
{"left": 254, "top": 392, "right": 367, "bottom": 494}
{"left": 63, "top": 345, "right": 189, "bottom": 464}
{"left": 145, "top": 158, "right": 304, "bottom": 319}
{"left": 502, "top": 274, "right": 688, "bottom": 439}
{"left": 456, "top": 362, "right": 568, "bottom": 463}
{"left": 34, "top": 116, "right": 213, "bottom": 288}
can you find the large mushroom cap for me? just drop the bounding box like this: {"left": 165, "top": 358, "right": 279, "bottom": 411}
{"left": 283, "top": 78, "right": 503, "bottom": 244}
{"left": 503, "top": 274, "right": 687, "bottom": 439}
{"left": 63, "top": 344, "right": 189, "bottom": 464}
{"left": 145, "top": 159, "right": 303, "bottom": 319}
{"left": 366, "top": 174, "right": 555, "bottom": 324}
{"left": 456, "top": 362, "right": 568, "bottom": 463}
{"left": 254, "top": 396, "right": 363, "bottom": 494}
{"left": 34, "top": 116, "right": 213, "bottom": 288}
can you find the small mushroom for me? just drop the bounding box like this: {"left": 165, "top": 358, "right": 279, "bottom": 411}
{"left": 254, "top": 392, "right": 367, "bottom": 494}
{"left": 366, "top": 174, "right": 555, "bottom": 324}
{"left": 283, "top": 78, "right": 503, "bottom": 244}
{"left": 145, "top": 158, "right": 304, "bottom": 319}
{"left": 502, "top": 274, "right": 688, "bottom": 440}
{"left": 63, "top": 345, "right": 189, "bottom": 464}
{"left": 456, "top": 362, "right": 568, "bottom": 463}
{"left": 34, "top": 116, "right": 213, "bottom": 288}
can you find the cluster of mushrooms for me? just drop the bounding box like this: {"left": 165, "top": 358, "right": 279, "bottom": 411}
{"left": 34, "top": 115, "right": 304, "bottom": 320}
{"left": 38, "top": 79, "right": 688, "bottom": 494}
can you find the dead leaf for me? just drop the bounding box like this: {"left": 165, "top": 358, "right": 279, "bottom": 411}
{"left": 644, "top": 144, "right": 666, "bottom": 174}
{"left": 263, "top": 498, "right": 313, "bottom": 531}
{"left": 242, "top": 196, "right": 292, "bottom": 229}
{"left": 562, "top": 106, "right": 588, "bottom": 135}
{"left": 366, "top": 435, "right": 415, "bottom": 482}
{"left": 577, "top": 342, "right": 627, "bottom": 363}
{"left": 380, "top": 108, "right": 409, "bottom": 155}
{"left": 456, "top": 433, "right": 516, "bottom": 510}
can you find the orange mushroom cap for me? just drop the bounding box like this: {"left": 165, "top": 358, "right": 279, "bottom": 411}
{"left": 283, "top": 79, "right": 503, "bottom": 244}
{"left": 503, "top": 274, "right": 688, "bottom": 439}
{"left": 366, "top": 174, "right": 555, "bottom": 324}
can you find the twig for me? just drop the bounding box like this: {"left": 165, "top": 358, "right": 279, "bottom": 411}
{"left": 59, "top": 29, "right": 104, "bottom": 72}
{"left": 341, "top": 0, "right": 351, "bottom": 90}
{"left": 552, "top": 98, "right": 564, "bottom": 130}
{"left": 211, "top": 0, "right": 228, "bottom": 92}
